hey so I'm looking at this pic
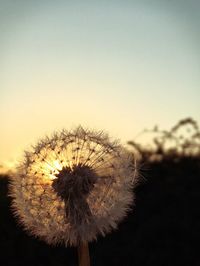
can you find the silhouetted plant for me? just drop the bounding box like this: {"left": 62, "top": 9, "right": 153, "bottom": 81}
{"left": 128, "top": 118, "right": 200, "bottom": 161}
{"left": 9, "top": 126, "right": 138, "bottom": 266}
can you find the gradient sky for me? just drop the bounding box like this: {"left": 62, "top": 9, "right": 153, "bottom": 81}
{"left": 0, "top": 0, "right": 200, "bottom": 169}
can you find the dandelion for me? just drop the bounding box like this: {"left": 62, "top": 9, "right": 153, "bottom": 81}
{"left": 10, "top": 126, "right": 138, "bottom": 265}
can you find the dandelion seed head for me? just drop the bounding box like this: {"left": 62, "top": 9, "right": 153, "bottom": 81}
{"left": 10, "top": 126, "right": 138, "bottom": 246}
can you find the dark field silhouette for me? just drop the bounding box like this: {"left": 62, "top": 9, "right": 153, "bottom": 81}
{"left": 1, "top": 156, "right": 200, "bottom": 266}
{"left": 0, "top": 118, "right": 200, "bottom": 266}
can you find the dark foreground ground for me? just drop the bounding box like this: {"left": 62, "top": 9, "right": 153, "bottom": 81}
{"left": 0, "top": 157, "right": 200, "bottom": 266}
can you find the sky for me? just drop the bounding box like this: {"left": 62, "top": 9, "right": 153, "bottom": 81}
{"left": 0, "top": 0, "right": 200, "bottom": 172}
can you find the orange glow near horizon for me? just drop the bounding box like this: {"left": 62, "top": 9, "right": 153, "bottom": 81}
{"left": 1, "top": 1, "right": 200, "bottom": 173}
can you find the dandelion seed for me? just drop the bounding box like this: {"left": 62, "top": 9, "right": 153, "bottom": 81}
{"left": 10, "top": 126, "right": 138, "bottom": 247}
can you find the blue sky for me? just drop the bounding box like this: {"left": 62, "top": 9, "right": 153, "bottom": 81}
{"left": 0, "top": 0, "right": 200, "bottom": 167}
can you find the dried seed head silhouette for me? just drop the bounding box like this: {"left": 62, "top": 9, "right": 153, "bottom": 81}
{"left": 10, "top": 126, "right": 138, "bottom": 246}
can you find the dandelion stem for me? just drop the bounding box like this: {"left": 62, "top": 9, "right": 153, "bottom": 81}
{"left": 78, "top": 242, "right": 90, "bottom": 266}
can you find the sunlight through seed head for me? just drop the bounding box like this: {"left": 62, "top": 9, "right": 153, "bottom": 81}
{"left": 10, "top": 126, "right": 138, "bottom": 246}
